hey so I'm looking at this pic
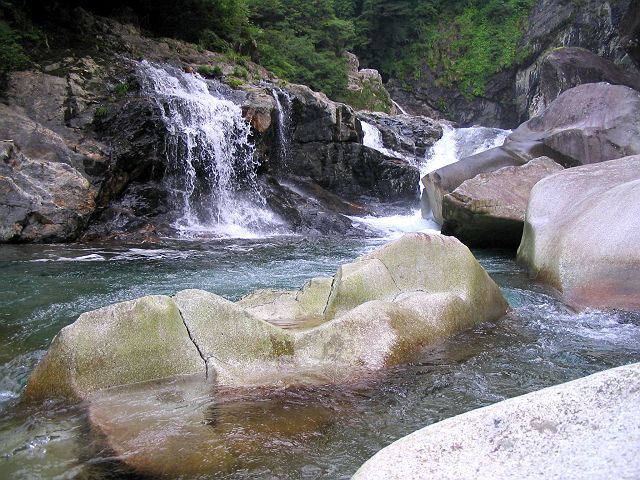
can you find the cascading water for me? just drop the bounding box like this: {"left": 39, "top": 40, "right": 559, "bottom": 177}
{"left": 361, "top": 121, "right": 403, "bottom": 158}
{"left": 349, "top": 124, "right": 511, "bottom": 237}
{"left": 271, "top": 87, "right": 293, "bottom": 168}
{"left": 137, "top": 61, "right": 283, "bottom": 238}
{"left": 421, "top": 124, "right": 511, "bottom": 176}
{"left": 392, "top": 100, "right": 409, "bottom": 115}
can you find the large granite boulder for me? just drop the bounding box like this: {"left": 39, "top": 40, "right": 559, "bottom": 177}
{"left": 24, "top": 295, "right": 205, "bottom": 401}
{"left": 26, "top": 233, "right": 508, "bottom": 402}
{"left": 353, "top": 362, "right": 640, "bottom": 480}
{"left": 441, "top": 157, "right": 564, "bottom": 248}
{"left": 517, "top": 155, "right": 640, "bottom": 310}
{"left": 424, "top": 83, "right": 640, "bottom": 222}
{"left": 522, "top": 47, "right": 640, "bottom": 119}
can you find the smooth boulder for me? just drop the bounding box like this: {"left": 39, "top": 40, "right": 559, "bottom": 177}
{"left": 423, "top": 83, "right": 640, "bottom": 222}
{"left": 524, "top": 47, "right": 640, "bottom": 119}
{"left": 353, "top": 362, "right": 640, "bottom": 480}
{"left": 441, "top": 157, "right": 564, "bottom": 248}
{"left": 26, "top": 233, "right": 508, "bottom": 401}
{"left": 24, "top": 295, "right": 205, "bottom": 401}
{"left": 517, "top": 155, "right": 640, "bottom": 310}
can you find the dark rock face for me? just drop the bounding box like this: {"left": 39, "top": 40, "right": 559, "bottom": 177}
{"left": 390, "top": 0, "right": 640, "bottom": 128}
{"left": 423, "top": 82, "right": 640, "bottom": 223}
{"left": 357, "top": 112, "right": 442, "bottom": 159}
{"left": 287, "top": 142, "right": 419, "bottom": 201}
{"left": 522, "top": 47, "right": 640, "bottom": 118}
{"left": 441, "top": 157, "right": 564, "bottom": 248}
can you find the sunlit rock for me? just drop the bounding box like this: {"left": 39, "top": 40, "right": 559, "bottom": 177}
{"left": 518, "top": 155, "right": 640, "bottom": 310}
{"left": 26, "top": 232, "right": 508, "bottom": 401}
{"left": 353, "top": 362, "right": 640, "bottom": 480}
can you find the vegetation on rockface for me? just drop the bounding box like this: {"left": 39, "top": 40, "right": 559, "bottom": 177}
{"left": 2, "top": 0, "right": 535, "bottom": 101}
{"left": 343, "top": 0, "right": 536, "bottom": 97}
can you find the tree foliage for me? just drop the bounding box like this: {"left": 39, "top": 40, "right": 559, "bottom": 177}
{"left": 3, "top": 0, "right": 535, "bottom": 99}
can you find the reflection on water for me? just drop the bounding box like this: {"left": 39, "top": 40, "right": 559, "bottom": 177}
{"left": 0, "top": 239, "right": 639, "bottom": 479}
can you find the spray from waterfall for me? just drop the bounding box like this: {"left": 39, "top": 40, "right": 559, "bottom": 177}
{"left": 350, "top": 124, "right": 511, "bottom": 237}
{"left": 137, "top": 61, "right": 283, "bottom": 238}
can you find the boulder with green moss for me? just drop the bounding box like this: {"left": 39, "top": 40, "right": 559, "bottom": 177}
{"left": 26, "top": 233, "right": 508, "bottom": 401}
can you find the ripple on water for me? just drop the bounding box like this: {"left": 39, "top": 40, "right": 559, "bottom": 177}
{"left": 0, "top": 239, "right": 639, "bottom": 479}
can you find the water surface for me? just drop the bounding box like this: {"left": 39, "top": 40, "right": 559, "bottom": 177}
{"left": 0, "top": 237, "right": 638, "bottom": 479}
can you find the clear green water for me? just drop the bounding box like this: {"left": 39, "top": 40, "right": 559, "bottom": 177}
{"left": 0, "top": 236, "right": 639, "bottom": 479}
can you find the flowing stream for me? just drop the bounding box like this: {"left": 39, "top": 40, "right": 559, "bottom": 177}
{"left": 350, "top": 124, "right": 511, "bottom": 236}
{"left": 0, "top": 238, "right": 638, "bottom": 479}
{"left": 0, "top": 83, "right": 638, "bottom": 478}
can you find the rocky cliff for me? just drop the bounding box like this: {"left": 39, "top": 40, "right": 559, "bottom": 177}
{"left": 0, "top": 9, "right": 427, "bottom": 243}
{"left": 388, "top": 0, "right": 640, "bottom": 128}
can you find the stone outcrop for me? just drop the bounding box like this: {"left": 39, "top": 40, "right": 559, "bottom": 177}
{"left": 353, "top": 362, "right": 640, "bottom": 480}
{"left": 389, "top": 0, "right": 640, "bottom": 127}
{"left": 423, "top": 83, "right": 640, "bottom": 223}
{"left": 357, "top": 112, "right": 442, "bottom": 160}
{"left": 339, "top": 52, "right": 394, "bottom": 113}
{"left": 441, "top": 157, "right": 564, "bottom": 248}
{"left": 521, "top": 47, "right": 640, "bottom": 119}
{"left": 517, "top": 155, "right": 640, "bottom": 310}
{"left": 25, "top": 233, "right": 509, "bottom": 401}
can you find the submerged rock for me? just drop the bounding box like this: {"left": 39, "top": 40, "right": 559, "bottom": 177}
{"left": 517, "top": 155, "right": 640, "bottom": 310}
{"left": 26, "top": 233, "right": 508, "bottom": 401}
{"left": 423, "top": 82, "right": 640, "bottom": 222}
{"left": 353, "top": 362, "right": 640, "bottom": 480}
{"left": 441, "top": 157, "right": 564, "bottom": 248}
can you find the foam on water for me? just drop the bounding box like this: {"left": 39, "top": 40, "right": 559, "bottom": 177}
{"left": 138, "top": 61, "right": 284, "bottom": 239}
{"left": 361, "top": 121, "right": 404, "bottom": 158}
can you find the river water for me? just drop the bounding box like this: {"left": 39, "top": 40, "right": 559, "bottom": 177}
{"left": 1, "top": 235, "right": 639, "bottom": 479}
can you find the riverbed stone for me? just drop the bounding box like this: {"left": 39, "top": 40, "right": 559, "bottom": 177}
{"left": 353, "top": 362, "right": 640, "bottom": 480}
{"left": 423, "top": 82, "right": 640, "bottom": 222}
{"left": 24, "top": 295, "right": 205, "bottom": 401}
{"left": 26, "top": 233, "right": 508, "bottom": 400}
{"left": 441, "top": 157, "right": 564, "bottom": 248}
{"left": 517, "top": 155, "right": 640, "bottom": 310}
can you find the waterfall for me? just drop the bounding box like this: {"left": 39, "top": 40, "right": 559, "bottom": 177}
{"left": 361, "top": 121, "right": 403, "bottom": 158}
{"left": 271, "top": 87, "right": 293, "bottom": 168}
{"left": 349, "top": 124, "right": 511, "bottom": 238}
{"left": 137, "top": 61, "right": 283, "bottom": 238}
{"left": 421, "top": 125, "right": 510, "bottom": 177}
{"left": 392, "top": 100, "right": 409, "bottom": 115}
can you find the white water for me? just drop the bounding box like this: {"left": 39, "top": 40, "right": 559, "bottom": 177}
{"left": 392, "top": 100, "right": 409, "bottom": 115}
{"left": 421, "top": 125, "right": 510, "bottom": 176}
{"left": 361, "top": 121, "right": 404, "bottom": 158}
{"left": 352, "top": 124, "right": 511, "bottom": 237}
{"left": 138, "top": 61, "right": 283, "bottom": 238}
{"left": 272, "top": 87, "right": 293, "bottom": 167}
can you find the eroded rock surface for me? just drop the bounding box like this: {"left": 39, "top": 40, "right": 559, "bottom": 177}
{"left": 423, "top": 83, "right": 640, "bottom": 223}
{"left": 441, "top": 157, "right": 564, "bottom": 248}
{"left": 26, "top": 233, "right": 508, "bottom": 401}
{"left": 517, "top": 155, "right": 640, "bottom": 310}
